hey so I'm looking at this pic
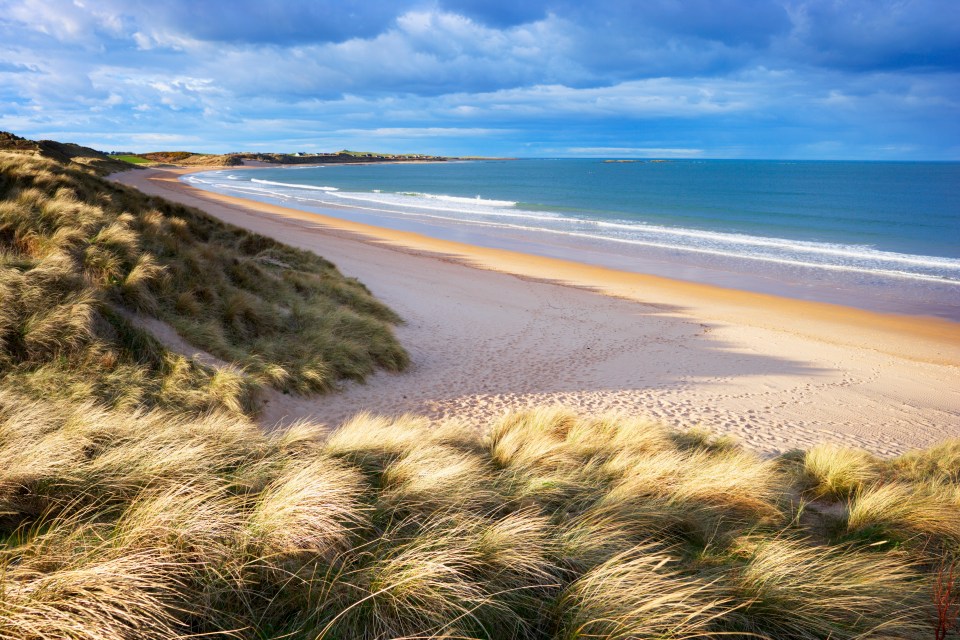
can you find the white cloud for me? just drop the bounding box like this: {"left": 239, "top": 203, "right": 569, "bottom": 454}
{"left": 434, "top": 76, "right": 768, "bottom": 120}
{"left": 127, "top": 132, "right": 199, "bottom": 143}
{"left": 336, "top": 127, "right": 512, "bottom": 137}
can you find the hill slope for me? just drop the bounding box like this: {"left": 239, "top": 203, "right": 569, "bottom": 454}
{"left": 0, "top": 148, "right": 407, "bottom": 413}
{"left": 0, "top": 130, "right": 132, "bottom": 175}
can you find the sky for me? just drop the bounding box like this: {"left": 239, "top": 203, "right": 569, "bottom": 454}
{"left": 1, "top": 0, "right": 958, "bottom": 159}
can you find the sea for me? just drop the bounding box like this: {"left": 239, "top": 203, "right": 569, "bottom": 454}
{"left": 185, "top": 159, "right": 960, "bottom": 320}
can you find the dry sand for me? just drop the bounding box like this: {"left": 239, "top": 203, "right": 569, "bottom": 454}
{"left": 112, "top": 167, "right": 960, "bottom": 456}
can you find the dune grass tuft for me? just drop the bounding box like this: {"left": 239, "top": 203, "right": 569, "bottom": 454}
{"left": 846, "top": 482, "right": 960, "bottom": 547}
{"left": 889, "top": 438, "right": 960, "bottom": 485}
{"left": 0, "top": 548, "right": 190, "bottom": 640}
{"left": 249, "top": 456, "right": 368, "bottom": 562}
{"left": 799, "top": 444, "right": 879, "bottom": 499}
{"left": 557, "top": 545, "right": 729, "bottom": 640}
{"left": 721, "top": 535, "right": 925, "bottom": 638}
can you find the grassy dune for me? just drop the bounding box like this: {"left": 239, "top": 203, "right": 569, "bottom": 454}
{"left": 0, "top": 139, "right": 958, "bottom": 638}
{"left": 0, "top": 151, "right": 407, "bottom": 412}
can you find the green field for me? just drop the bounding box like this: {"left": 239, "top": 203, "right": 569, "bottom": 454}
{"left": 113, "top": 154, "right": 152, "bottom": 164}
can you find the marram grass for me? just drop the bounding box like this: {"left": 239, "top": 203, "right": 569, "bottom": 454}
{"left": 1, "top": 396, "right": 954, "bottom": 640}
{"left": 0, "top": 151, "right": 407, "bottom": 413}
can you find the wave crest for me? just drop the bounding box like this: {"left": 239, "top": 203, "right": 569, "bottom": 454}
{"left": 251, "top": 178, "right": 338, "bottom": 191}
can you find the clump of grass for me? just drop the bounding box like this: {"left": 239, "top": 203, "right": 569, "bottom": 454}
{"left": 379, "top": 445, "right": 498, "bottom": 516}
{"left": 799, "top": 444, "right": 879, "bottom": 499}
{"left": 889, "top": 439, "right": 960, "bottom": 485}
{"left": 0, "top": 549, "right": 190, "bottom": 640}
{"left": 846, "top": 482, "right": 960, "bottom": 548}
{"left": 556, "top": 511, "right": 637, "bottom": 574}
{"left": 318, "top": 516, "right": 503, "bottom": 639}
{"left": 557, "top": 545, "right": 728, "bottom": 640}
{"left": 248, "top": 456, "right": 367, "bottom": 562}
{"left": 324, "top": 411, "right": 436, "bottom": 475}
{"left": 671, "top": 425, "right": 739, "bottom": 452}
{"left": 720, "top": 536, "right": 925, "bottom": 638}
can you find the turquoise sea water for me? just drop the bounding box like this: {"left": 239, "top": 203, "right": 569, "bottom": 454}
{"left": 186, "top": 160, "right": 960, "bottom": 319}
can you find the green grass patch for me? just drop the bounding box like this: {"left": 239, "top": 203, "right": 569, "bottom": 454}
{"left": 112, "top": 154, "right": 153, "bottom": 164}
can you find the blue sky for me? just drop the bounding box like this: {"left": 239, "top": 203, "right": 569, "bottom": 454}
{"left": 1, "top": 0, "right": 958, "bottom": 159}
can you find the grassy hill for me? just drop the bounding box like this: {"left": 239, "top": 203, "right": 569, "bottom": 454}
{"left": 0, "top": 131, "right": 462, "bottom": 170}
{"left": 0, "top": 131, "right": 132, "bottom": 176}
{"left": 0, "top": 144, "right": 407, "bottom": 413}
{"left": 113, "top": 149, "right": 451, "bottom": 167}
{"left": 0, "top": 133, "right": 958, "bottom": 639}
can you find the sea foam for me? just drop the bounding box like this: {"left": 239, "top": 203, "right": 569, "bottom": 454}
{"left": 251, "top": 178, "right": 339, "bottom": 191}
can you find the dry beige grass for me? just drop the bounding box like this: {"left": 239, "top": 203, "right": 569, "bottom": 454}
{"left": 0, "top": 549, "right": 188, "bottom": 640}
{"left": 799, "top": 444, "right": 879, "bottom": 499}
{"left": 890, "top": 439, "right": 960, "bottom": 485}
{"left": 0, "top": 400, "right": 946, "bottom": 639}
{"left": 249, "top": 456, "right": 368, "bottom": 562}
{"left": 722, "top": 536, "right": 925, "bottom": 638}
{"left": 846, "top": 482, "right": 960, "bottom": 546}
{"left": 557, "top": 546, "right": 728, "bottom": 640}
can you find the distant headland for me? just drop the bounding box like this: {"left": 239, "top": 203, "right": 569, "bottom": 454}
{"left": 106, "top": 148, "right": 514, "bottom": 167}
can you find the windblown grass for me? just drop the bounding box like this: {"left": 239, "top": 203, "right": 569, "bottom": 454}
{"left": 0, "top": 151, "right": 407, "bottom": 411}
{"left": 890, "top": 438, "right": 960, "bottom": 485}
{"left": 557, "top": 546, "right": 728, "bottom": 640}
{"left": 0, "top": 397, "right": 947, "bottom": 639}
{"left": 720, "top": 535, "right": 924, "bottom": 638}
{"left": 846, "top": 482, "right": 960, "bottom": 548}
{"left": 798, "top": 443, "right": 878, "bottom": 499}
{"left": 0, "top": 140, "right": 954, "bottom": 638}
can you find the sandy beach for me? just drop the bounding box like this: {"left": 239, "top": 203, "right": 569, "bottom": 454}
{"left": 112, "top": 167, "right": 960, "bottom": 457}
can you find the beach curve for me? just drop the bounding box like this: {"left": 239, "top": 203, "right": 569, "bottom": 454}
{"left": 111, "top": 166, "right": 960, "bottom": 457}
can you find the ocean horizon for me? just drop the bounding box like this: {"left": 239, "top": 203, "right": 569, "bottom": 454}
{"left": 186, "top": 159, "right": 960, "bottom": 320}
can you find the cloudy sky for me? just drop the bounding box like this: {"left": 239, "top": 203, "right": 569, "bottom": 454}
{"left": 1, "top": 0, "right": 958, "bottom": 158}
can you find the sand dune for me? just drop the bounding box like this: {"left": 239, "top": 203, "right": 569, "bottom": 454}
{"left": 112, "top": 167, "right": 960, "bottom": 456}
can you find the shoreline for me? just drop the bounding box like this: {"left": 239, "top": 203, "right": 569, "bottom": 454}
{"left": 185, "top": 161, "right": 960, "bottom": 323}
{"left": 111, "top": 166, "right": 960, "bottom": 456}
{"left": 122, "top": 165, "right": 960, "bottom": 364}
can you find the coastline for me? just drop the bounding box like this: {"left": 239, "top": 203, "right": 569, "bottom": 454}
{"left": 111, "top": 166, "right": 960, "bottom": 456}
{"left": 188, "top": 159, "right": 960, "bottom": 322}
